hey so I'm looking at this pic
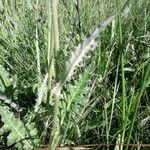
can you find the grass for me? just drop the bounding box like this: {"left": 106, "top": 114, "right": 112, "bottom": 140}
{"left": 0, "top": 0, "right": 150, "bottom": 149}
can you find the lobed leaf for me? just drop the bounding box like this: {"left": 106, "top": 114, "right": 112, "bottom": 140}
{"left": 0, "top": 106, "right": 39, "bottom": 150}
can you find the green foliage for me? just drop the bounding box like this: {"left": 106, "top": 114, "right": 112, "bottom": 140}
{"left": 0, "top": 65, "right": 12, "bottom": 93}
{"left": 60, "top": 64, "right": 95, "bottom": 143}
{"left": 0, "top": 0, "right": 149, "bottom": 149}
{"left": 0, "top": 105, "right": 39, "bottom": 150}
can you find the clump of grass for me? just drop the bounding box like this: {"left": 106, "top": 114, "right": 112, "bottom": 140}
{"left": 0, "top": 0, "right": 149, "bottom": 149}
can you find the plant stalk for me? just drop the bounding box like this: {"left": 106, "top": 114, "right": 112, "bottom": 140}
{"left": 49, "top": 0, "right": 60, "bottom": 149}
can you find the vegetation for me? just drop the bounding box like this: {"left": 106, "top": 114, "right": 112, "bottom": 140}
{"left": 0, "top": 0, "right": 149, "bottom": 149}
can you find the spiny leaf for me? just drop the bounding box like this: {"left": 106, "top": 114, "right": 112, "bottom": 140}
{"left": 60, "top": 64, "right": 94, "bottom": 126}
{"left": 66, "top": 64, "right": 94, "bottom": 112}
{"left": 0, "top": 106, "right": 39, "bottom": 150}
{"left": 60, "top": 65, "right": 97, "bottom": 141}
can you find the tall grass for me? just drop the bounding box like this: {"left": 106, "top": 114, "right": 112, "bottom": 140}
{"left": 0, "top": 0, "right": 149, "bottom": 149}
{"left": 116, "top": 0, "right": 126, "bottom": 149}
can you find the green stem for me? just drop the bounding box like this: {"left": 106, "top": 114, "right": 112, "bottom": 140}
{"left": 125, "top": 63, "right": 150, "bottom": 150}
{"left": 47, "top": 0, "right": 53, "bottom": 92}
{"left": 49, "top": 0, "right": 60, "bottom": 149}
{"left": 121, "top": 87, "right": 135, "bottom": 150}
{"left": 35, "top": 0, "right": 41, "bottom": 87}
{"left": 104, "top": 99, "right": 109, "bottom": 150}
{"left": 108, "top": 57, "right": 120, "bottom": 133}
{"left": 116, "top": 0, "right": 126, "bottom": 149}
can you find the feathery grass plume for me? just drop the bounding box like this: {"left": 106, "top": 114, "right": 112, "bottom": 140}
{"left": 50, "top": 1, "right": 131, "bottom": 148}
{"left": 52, "top": 1, "right": 131, "bottom": 97}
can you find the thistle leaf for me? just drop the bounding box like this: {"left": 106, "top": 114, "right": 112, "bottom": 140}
{"left": 60, "top": 64, "right": 94, "bottom": 126}
{"left": 0, "top": 106, "right": 39, "bottom": 150}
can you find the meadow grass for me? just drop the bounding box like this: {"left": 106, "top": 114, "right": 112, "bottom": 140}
{"left": 0, "top": 0, "right": 149, "bottom": 149}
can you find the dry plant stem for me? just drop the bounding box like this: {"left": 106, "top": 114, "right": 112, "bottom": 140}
{"left": 50, "top": 0, "right": 60, "bottom": 150}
